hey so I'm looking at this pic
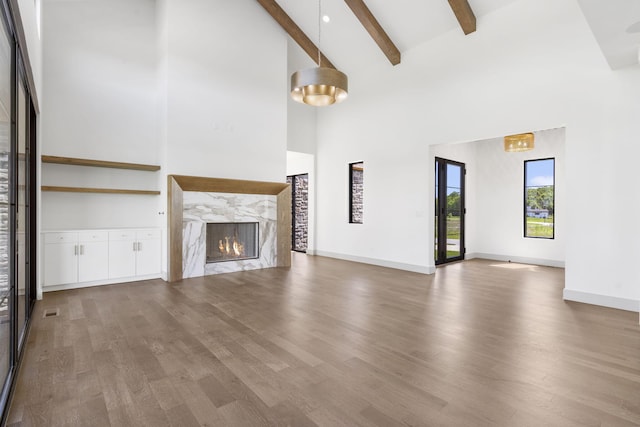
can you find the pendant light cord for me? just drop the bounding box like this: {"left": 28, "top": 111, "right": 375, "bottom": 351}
{"left": 317, "top": 0, "right": 321, "bottom": 67}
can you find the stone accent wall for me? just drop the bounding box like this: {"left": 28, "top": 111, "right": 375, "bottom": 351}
{"left": 351, "top": 165, "right": 363, "bottom": 223}
{"left": 287, "top": 174, "right": 309, "bottom": 252}
{"left": 293, "top": 174, "right": 308, "bottom": 251}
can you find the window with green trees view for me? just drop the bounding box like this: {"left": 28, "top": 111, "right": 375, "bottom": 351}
{"left": 524, "top": 158, "right": 554, "bottom": 239}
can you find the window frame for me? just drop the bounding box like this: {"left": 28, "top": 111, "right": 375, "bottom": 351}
{"left": 523, "top": 157, "right": 555, "bottom": 239}
{"left": 349, "top": 161, "right": 364, "bottom": 224}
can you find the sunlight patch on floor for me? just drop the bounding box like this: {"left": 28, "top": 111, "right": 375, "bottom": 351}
{"left": 490, "top": 262, "right": 538, "bottom": 271}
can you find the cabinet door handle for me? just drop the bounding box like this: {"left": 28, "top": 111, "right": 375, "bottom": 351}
{"left": 80, "top": 245, "right": 84, "bottom": 255}
{"left": 137, "top": 242, "right": 142, "bottom": 251}
{"left": 133, "top": 242, "right": 137, "bottom": 252}
{"left": 74, "top": 245, "right": 78, "bottom": 256}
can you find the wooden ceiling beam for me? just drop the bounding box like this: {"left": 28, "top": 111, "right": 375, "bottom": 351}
{"left": 343, "top": 0, "right": 401, "bottom": 65}
{"left": 447, "top": 0, "right": 476, "bottom": 35}
{"left": 256, "top": 0, "right": 336, "bottom": 69}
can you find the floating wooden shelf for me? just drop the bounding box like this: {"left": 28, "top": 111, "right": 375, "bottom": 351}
{"left": 41, "top": 155, "right": 160, "bottom": 171}
{"left": 41, "top": 186, "right": 160, "bottom": 195}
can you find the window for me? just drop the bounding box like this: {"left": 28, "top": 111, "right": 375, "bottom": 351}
{"left": 349, "top": 162, "right": 363, "bottom": 223}
{"left": 524, "top": 158, "right": 554, "bottom": 238}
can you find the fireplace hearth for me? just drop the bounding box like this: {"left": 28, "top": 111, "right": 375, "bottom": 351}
{"left": 206, "top": 222, "right": 259, "bottom": 263}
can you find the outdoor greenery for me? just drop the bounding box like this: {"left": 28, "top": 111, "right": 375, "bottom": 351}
{"left": 447, "top": 191, "right": 461, "bottom": 216}
{"left": 526, "top": 216, "right": 554, "bottom": 238}
{"left": 526, "top": 186, "right": 554, "bottom": 214}
{"left": 526, "top": 185, "right": 554, "bottom": 238}
{"left": 446, "top": 216, "right": 460, "bottom": 239}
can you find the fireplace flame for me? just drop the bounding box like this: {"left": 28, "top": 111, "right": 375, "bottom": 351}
{"left": 218, "top": 235, "right": 245, "bottom": 258}
{"left": 233, "top": 240, "right": 243, "bottom": 256}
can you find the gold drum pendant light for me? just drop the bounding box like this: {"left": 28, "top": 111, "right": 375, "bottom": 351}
{"left": 290, "top": 0, "right": 348, "bottom": 106}
{"left": 504, "top": 132, "right": 535, "bottom": 152}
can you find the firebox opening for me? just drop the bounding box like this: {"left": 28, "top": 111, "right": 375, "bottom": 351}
{"left": 206, "top": 222, "right": 259, "bottom": 263}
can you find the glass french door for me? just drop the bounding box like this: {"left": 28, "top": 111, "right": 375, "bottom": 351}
{"left": 286, "top": 174, "right": 308, "bottom": 252}
{"left": 435, "top": 157, "right": 465, "bottom": 265}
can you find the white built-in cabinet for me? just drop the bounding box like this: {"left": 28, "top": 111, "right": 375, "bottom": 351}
{"left": 43, "top": 228, "right": 161, "bottom": 291}
{"left": 108, "top": 229, "right": 161, "bottom": 279}
{"left": 44, "top": 231, "right": 109, "bottom": 286}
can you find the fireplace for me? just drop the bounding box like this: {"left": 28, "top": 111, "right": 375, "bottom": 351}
{"left": 171, "top": 175, "right": 290, "bottom": 280}
{"left": 206, "top": 222, "right": 259, "bottom": 263}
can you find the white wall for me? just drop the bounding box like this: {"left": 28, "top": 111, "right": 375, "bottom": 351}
{"left": 163, "top": 0, "right": 287, "bottom": 182}
{"left": 473, "top": 128, "right": 565, "bottom": 267}
{"left": 41, "top": 0, "right": 162, "bottom": 230}
{"left": 315, "top": 0, "right": 640, "bottom": 311}
{"left": 287, "top": 151, "right": 316, "bottom": 253}
{"left": 41, "top": 0, "right": 290, "bottom": 281}
{"left": 17, "top": 0, "right": 42, "bottom": 99}
{"left": 563, "top": 66, "right": 640, "bottom": 312}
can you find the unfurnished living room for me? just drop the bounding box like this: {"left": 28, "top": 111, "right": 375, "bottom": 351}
{"left": 0, "top": 0, "right": 639, "bottom": 426}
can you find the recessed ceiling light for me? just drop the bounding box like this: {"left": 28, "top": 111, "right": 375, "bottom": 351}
{"left": 626, "top": 21, "right": 640, "bottom": 33}
{"left": 322, "top": 15, "right": 330, "bottom": 23}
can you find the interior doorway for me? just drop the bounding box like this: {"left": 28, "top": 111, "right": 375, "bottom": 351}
{"left": 286, "top": 174, "right": 308, "bottom": 252}
{"left": 435, "top": 157, "right": 465, "bottom": 265}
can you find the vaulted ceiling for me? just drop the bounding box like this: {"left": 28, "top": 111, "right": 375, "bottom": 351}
{"left": 257, "top": 0, "right": 640, "bottom": 73}
{"left": 578, "top": 0, "right": 640, "bottom": 69}
{"left": 259, "top": 0, "right": 516, "bottom": 72}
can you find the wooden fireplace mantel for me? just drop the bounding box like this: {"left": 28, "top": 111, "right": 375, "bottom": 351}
{"left": 167, "top": 175, "right": 291, "bottom": 282}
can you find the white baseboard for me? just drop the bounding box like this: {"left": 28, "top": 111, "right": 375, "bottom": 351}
{"left": 43, "top": 274, "right": 162, "bottom": 292}
{"left": 563, "top": 289, "right": 639, "bottom": 313}
{"left": 467, "top": 252, "right": 565, "bottom": 268}
{"left": 312, "top": 251, "right": 435, "bottom": 274}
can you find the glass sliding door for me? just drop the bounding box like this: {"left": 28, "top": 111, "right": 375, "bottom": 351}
{"left": 435, "top": 157, "right": 465, "bottom": 265}
{"left": 0, "top": 9, "right": 11, "bottom": 412}
{"left": 16, "top": 74, "right": 27, "bottom": 349}
{"left": 0, "top": 5, "right": 38, "bottom": 421}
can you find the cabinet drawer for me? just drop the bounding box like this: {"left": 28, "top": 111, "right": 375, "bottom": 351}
{"left": 136, "top": 229, "right": 161, "bottom": 240}
{"left": 109, "top": 230, "right": 136, "bottom": 241}
{"left": 44, "top": 232, "right": 77, "bottom": 244}
{"left": 78, "top": 231, "right": 108, "bottom": 242}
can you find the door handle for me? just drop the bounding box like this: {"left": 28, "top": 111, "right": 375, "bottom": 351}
{"left": 80, "top": 244, "right": 84, "bottom": 255}
{"left": 74, "top": 245, "right": 78, "bottom": 255}
{"left": 133, "top": 242, "right": 137, "bottom": 252}
{"left": 137, "top": 242, "right": 141, "bottom": 251}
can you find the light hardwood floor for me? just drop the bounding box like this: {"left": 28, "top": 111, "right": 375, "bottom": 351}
{"left": 7, "top": 254, "right": 640, "bottom": 426}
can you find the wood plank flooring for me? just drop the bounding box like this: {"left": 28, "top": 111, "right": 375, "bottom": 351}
{"left": 6, "top": 254, "right": 640, "bottom": 426}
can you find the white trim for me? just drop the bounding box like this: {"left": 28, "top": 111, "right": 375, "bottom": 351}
{"left": 313, "top": 251, "right": 435, "bottom": 274}
{"left": 42, "top": 274, "right": 161, "bottom": 292}
{"left": 563, "top": 289, "right": 640, "bottom": 313}
{"left": 466, "top": 252, "right": 565, "bottom": 268}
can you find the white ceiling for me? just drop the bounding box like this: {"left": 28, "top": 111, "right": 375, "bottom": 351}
{"left": 577, "top": 0, "right": 640, "bottom": 69}
{"left": 277, "top": 0, "right": 520, "bottom": 72}
{"left": 275, "top": 0, "right": 640, "bottom": 72}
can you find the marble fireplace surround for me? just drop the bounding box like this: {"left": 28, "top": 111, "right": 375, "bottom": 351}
{"left": 167, "top": 175, "right": 291, "bottom": 282}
